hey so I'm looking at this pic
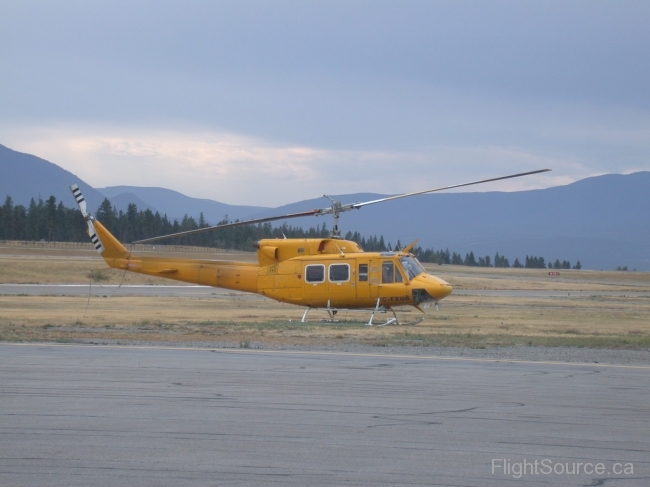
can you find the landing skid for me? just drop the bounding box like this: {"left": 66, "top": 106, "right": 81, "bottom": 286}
{"left": 299, "top": 299, "right": 437, "bottom": 326}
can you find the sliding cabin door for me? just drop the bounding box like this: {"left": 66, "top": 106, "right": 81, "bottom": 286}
{"left": 303, "top": 263, "right": 327, "bottom": 304}
{"left": 326, "top": 261, "right": 353, "bottom": 306}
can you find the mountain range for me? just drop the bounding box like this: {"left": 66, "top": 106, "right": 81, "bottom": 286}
{"left": 2, "top": 143, "right": 648, "bottom": 270}
{"left": 97, "top": 185, "right": 266, "bottom": 223}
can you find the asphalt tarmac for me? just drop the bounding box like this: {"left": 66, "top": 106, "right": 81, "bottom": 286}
{"left": 1, "top": 344, "right": 647, "bottom": 486}
{"left": 2, "top": 283, "right": 649, "bottom": 298}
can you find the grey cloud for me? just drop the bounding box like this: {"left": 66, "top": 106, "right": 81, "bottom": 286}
{"left": 3, "top": 1, "right": 648, "bottom": 102}
{"left": 0, "top": 0, "right": 648, "bottom": 174}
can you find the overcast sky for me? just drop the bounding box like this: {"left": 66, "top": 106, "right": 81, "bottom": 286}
{"left": 1, "top": 1, "right": 648, "bottom": 206}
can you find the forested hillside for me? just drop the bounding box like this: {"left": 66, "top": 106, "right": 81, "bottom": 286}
{"left": 1, "top": 195, "right": 580, "bottom": 269}
{"left": 3, "top": 143, "right": 647, "bottom": 269}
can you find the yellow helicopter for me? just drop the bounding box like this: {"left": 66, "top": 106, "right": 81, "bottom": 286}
{"left": 70, "top": 169, "right": 549, "bottom": 325}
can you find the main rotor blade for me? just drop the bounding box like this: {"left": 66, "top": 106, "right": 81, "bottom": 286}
{"left": 132, "top": 168, "right": 550, "bottom": 244}
{"left": 350, "top": 169, "right": 551, "bottom": 209}
{"left": 132, "top": 208, "right": 323, "bottom": 244}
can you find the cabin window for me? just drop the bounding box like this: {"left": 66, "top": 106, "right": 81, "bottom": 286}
{"left": 381, "top": 261, "right": 394, "bottom": 283}
{"left": 305, "top": 264, "right": 325, "bottom": 283}
{"left": 329, "top": 264, "right": 350, "bottom": 282}
{"left": 358, "top": 264, "right": 368, "bottom": 282}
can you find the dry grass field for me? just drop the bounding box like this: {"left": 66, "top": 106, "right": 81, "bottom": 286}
{"left": 0, "top": 242, "right": 256, "bottom": 285}
{"left": 1, "top": 242, "right": 649, "bottom": 349}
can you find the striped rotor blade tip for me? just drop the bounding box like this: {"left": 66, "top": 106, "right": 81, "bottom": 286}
{"left": 88, "top": 222, "right": 104, "bottom": 253}
{"left": 70, "top": 184, "right": 85, "bottom": 203}
{"left": 70, "top": 184, "right": 88, "bottom": 215}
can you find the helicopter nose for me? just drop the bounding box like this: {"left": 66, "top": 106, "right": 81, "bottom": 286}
{"left": 436, "top": 282, "right": 454, "bottom": 300}
{"left": 427, "top": 280, "right": 453, "bottom": 301}
{"left": 412, "top": 274, "right": 453, "bottom": 302}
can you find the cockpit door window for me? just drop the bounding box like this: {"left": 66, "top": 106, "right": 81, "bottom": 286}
{"left": 395, "top": 268, "right": 404, "bottom": 282}
{"left": 381, "top": 261, "right": 394, "bottom": 283}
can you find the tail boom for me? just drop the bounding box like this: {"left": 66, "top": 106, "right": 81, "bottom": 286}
{"left": 69, "top": 183, "right": 259, "bottom": 294}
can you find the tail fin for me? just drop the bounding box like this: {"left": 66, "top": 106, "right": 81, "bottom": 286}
{"left": 69, "top": 184, "right": 129, "bottom": 260}
{"left": 92, "top": 219, "right": 130, "bottom": 259}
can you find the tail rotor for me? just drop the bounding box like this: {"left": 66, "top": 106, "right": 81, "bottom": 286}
{"left": 70, "top": 184, "right": 104, "bottom": 254}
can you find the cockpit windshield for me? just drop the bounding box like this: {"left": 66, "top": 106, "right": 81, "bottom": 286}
{"left": 399, "top": 256, "right": 426, "bottom": 280}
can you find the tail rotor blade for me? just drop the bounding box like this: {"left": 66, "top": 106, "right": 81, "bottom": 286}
{"left": 87, "top": 220, "right": 104, "bottom": 253}
{"left": 70, "top": 183, "right": 104, "bottom": 254}
{"left": 69, "top": 184, "right": 88, "bottom": 217}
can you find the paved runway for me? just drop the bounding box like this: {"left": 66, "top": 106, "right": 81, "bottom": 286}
{"left": 1, "top": 344, "right": 647, "bottom": 486}
{"left": 2, "top": 283, "right": 649, "bottom": 298}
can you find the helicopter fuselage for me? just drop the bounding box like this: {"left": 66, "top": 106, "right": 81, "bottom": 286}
{"left": 93, "top": 220, "right": 453, "bottom": 311}
{"left": 72, "top": 169, "right": 551, "bottom": 319}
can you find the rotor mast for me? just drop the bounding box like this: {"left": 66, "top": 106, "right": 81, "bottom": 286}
{"left": 322, "top": 196, "right": 350, "bottom": 238}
